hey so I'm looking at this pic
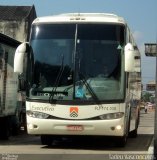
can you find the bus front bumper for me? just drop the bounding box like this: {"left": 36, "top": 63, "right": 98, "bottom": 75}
{"left": 27, "top": 117, "right": 125, "bottom": 136}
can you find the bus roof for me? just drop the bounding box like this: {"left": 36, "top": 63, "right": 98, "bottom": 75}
{"left": 33, "top": 13, "right": 126, "bottom": 25}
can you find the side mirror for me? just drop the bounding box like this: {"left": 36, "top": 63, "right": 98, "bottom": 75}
{"left": 124, "top": 43, "right": 135, "bottom": 72}
{"left": 14, "top": 42, "right": 29, "bottom": 73}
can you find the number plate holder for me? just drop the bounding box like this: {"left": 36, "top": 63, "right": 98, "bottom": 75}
{"left": 67, "top": 125, "right": 84, "bottom": 131}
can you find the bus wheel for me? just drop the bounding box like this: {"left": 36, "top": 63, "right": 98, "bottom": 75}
{"left": 116, "top": 135, "right": 127, "bottom": 147}
{"left": 129, "top": 113, "right": 139, "bottom": 138}
{"left": 129, "top": 128, "right": 137, "bottom": 138}
{"left": 41, "top": 135, "right": 53, "bottom": 146}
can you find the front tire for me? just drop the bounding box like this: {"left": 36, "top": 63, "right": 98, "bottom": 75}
{"left": 129, "top": 110, "right": 139, "bottom": 138}
{"left": 129, "top": 128, "right": 137, "bottom": 138}
{"left": 116, "top": 135, "right": 127, "bottom": 147}
{"left": 41, "top": 135, "right": 53, "bottom": 146}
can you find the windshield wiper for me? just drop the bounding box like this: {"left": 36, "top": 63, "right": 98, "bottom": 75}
{"left": 49, "top": 54, "right": 65, "bottom": 103}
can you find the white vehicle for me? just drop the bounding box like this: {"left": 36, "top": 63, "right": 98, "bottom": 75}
{"left": 0, "top": 33, "right": 24, "bottom": 139}
{"left": 14, "top": 13, "right": 141, "bottom": 146}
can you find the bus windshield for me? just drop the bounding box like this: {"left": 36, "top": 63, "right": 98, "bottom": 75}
{"left": 30, "top": 23, "right": 125, "bottom": 102}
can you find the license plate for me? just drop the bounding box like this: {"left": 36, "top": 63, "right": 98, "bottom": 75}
{"left": 67, "top": 125, "right": 84, "bottom": 131}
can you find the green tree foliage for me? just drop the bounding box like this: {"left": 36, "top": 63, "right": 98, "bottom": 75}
{"left": 142, "top": 91, "right": 153, "bottom": 102}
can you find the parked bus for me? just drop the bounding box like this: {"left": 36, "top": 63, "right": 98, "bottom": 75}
{"left": 0, "top": 33, "right": 26, "bottom": 139}
{"left": 14, "top": 13, "right": 141, "bottom": 146}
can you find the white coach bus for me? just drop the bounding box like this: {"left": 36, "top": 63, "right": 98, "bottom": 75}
{"left": 14, "top": 13, "right": 141, "bottom": 146}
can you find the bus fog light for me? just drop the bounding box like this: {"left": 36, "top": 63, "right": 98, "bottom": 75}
{"left": 116, "top": 125, "right": 122, "bottom": 130}
{"left": 28, "top": 124, "right": 38, "bottom": 129}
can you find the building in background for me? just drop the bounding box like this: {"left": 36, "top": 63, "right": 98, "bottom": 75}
{"left": 146, "top": 80, "right": 156, "bottom": 91}
{"left": 0, "top": 5, "right": 37, "bottom": 42}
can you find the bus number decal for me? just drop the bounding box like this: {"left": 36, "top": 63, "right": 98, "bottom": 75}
{"left": 95, "top": 106, "right": 116, "bottom": 110}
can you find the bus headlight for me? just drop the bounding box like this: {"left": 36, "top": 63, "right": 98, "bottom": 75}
{"left": 99, "top": 112, "right": 124, "bottom": 120}
{"left": 27, "top": 110, "right": 50, "bottom": 119}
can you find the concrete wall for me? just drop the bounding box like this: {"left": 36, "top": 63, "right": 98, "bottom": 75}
{"left": 0, "top": 6, "right": 37, "bottom": 42}
{"left": 0, "top": 21, "right": 28, "bottom": 42}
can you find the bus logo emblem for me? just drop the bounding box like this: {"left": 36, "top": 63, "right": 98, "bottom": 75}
{"left": 70, "top": 107, "right": 78, "bottom": 117}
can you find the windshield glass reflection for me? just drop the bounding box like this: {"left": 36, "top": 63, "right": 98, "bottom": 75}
{"left": 30, "top": 23, "right": 125, "bottom": 101}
